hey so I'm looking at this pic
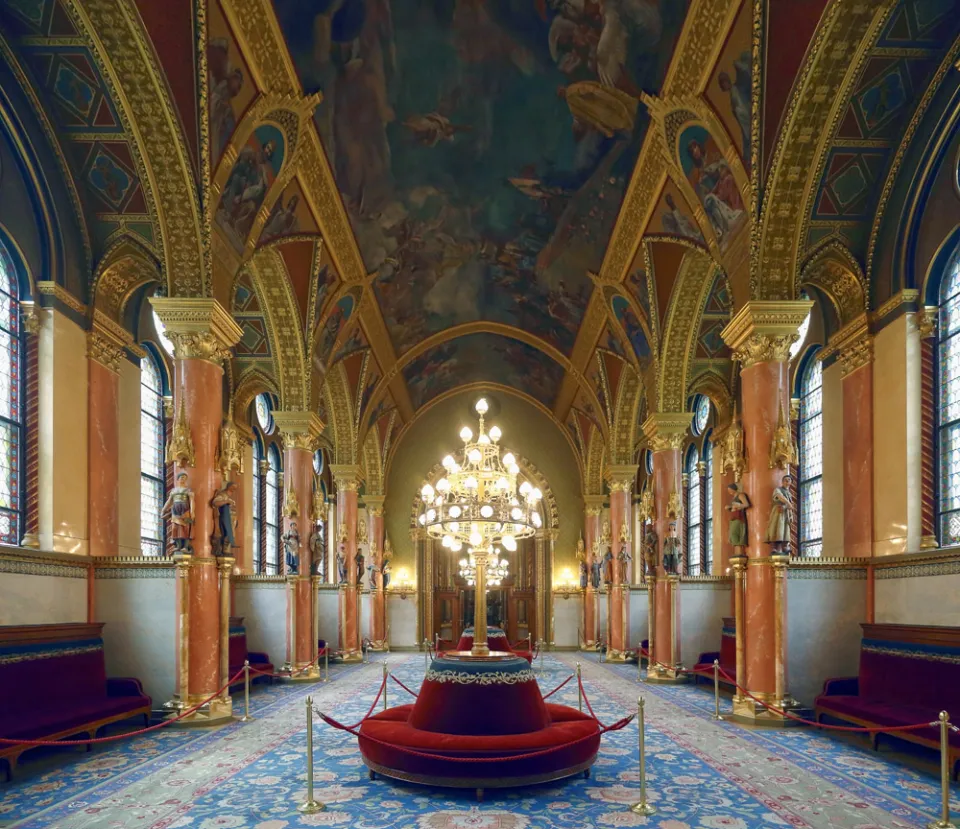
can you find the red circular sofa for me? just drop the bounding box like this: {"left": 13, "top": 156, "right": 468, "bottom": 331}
{"left": 358, "top": 654, "right": 600, "bottom": 794}
{"left": 455, "top": 626, "right": 534, "bottom": 663}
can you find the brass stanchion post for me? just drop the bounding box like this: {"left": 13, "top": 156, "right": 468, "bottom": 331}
{"left": 423, "top": 638, "right": 430, "bottom": 672}
{"left": 298, "top": 696, "right": 324, "bottom": 814}
{"left": 630, "top": 696, "right": 655, "bottom": 815}
{"left": 323, "top": 647, "right": 329, "bottom": 683}
{"left": 712, "top": 660, "right": 723, "bottom": 721}
{"left": 577, "top": 662, "right": 582, "bottom": 712}
{"left": 926, "top": 710, "right": 957, "bottom": 829}
{"left": 383, "top": 661, "right": 388, "bottom": 711}
{"left": 637, "top": 642, "right": 642, "bottom": 683}
{"left": 538, "top": 639, "right": 545, "bottom": 675}
{"left": 240, "top": 660, "right": 253, "bottom": 723}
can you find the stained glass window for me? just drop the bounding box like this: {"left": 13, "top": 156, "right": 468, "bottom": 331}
{"left": 693, "top": 396, "right": 710, "bottom": 435}
{"left": 0, "top": 243, "right": 21, "bottom": 545}
{"left": 644, "top": 449, "right": 653, "bottom": 476}
{"left": 799, "top": 355, "right": 823, "bottom": 557}
{"left": 685, "top": 446, "right": 702, "bottom": 576}
{"left": 140, "top": 354, "right": 165, "bottom": 555}
{"left": 938, "top": 245, "right": 960, "bottom": 545}
{"left": 265, "top": 445, "right": 281, "bottom": 574}
{"left": 704, "top": 437, "right": 713, "bottom": 574}
{"left": 252, "top": 440, "right": 263, "bottom": 573}
{"left": 256, "top": 393, "right": 274, "bottom": 434}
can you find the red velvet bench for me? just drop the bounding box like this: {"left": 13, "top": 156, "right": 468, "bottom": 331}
{"left": 227, "top": 616, "right": 274, "bottom": 684}
{"left": 693, "top": 617, "right": 736, "bottom": 685}
{"left": 359, "top": 653, "right": 600, "bottom": 796}
{"left": 814, "top": 623, "right": 960, "bottom": 776}
{"left": 456, "top": 626, "right": 534, "bottom": 663}
{"left": 0, "top": 623, "right": 151, "bottom": 780}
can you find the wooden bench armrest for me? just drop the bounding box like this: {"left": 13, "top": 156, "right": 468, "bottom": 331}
{"left": 821, "top": 676, "right": 859, "bottom": 696}
{"left": 106, "top": 677, "right": 146, "bottom": 697}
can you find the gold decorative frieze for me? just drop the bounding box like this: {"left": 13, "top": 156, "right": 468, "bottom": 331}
{"left": 817, "top": 314, "right": 873, "bottom": 376}
{"left": 721, "top": 301, "right": 814, "bottom": 368}
{"left": 642, "top": 412, "right": 693, "bottom": 452}
{"left": 149, "top": 298, "right": 242, "bottom": 365}
{"left": 36, "top": 281, "right": 86, "bottom": 315}
{"left": 873, "top": 289, "right": 919, "bottom": 324}
{"left": 87, "top": 330, "right": 126, "bottom": 372}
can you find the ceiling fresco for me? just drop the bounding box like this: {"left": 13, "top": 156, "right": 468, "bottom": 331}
{"left": 401, "top": 333, "right": 566, "bottom": 412}
{"left": 273, "top": 0, "right": 691, "bottom": 359}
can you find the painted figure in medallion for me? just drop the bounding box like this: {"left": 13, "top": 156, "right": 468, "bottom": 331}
{"left": 725, "top": 482, "right": 750, "bottom": 555}
{"left": 337, "top": 543, "right": 348, "bottom": 584}
{"left": 662, "top": 521, "right": 680, "bottom": 575}
{"left": 283, "top": 521, "right": 301, "bottom": 574}
{"left": 211, "top": 480, "right": 238, "bottom": 557}
{"left": 765, "top": 474, "right": 793, "bottom": 555}
{"left": 162, "top": 472, "right": 194, "bottom": 554}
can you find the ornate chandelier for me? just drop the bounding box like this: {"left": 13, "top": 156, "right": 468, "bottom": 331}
{"left": 417, "top": 398, "right": 542, "bottom": 554}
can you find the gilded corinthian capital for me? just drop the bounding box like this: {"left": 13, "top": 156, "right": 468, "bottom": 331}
{"left": 149, "top": 298, "right": 242, "bottom": 365}
{"left": 721, "top": 300, "right": 814, "bottom": 369}
{"left": 274, "top": 411, "right": 325, "bottom": 453}
{"left": 642, "top": 412, "right": 693, "bottom": 452}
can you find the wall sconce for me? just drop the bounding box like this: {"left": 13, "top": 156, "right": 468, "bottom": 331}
{"left": 554, "top": 567, "right": 581, "bottom": 600}
{"left": 390, "top": 568, "right": 414, "bottom": 600}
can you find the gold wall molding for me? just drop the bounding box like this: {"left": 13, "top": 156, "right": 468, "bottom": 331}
{"left": 818, "top": 315, "right": 873, "bottom": 376}
{"left": 36, "top": 282, "right": 86, "bottom": 315}
{"left": 87, "top": 330, "right": 126, "bottom": 372}
{"left": 873, "top": 289, "right": 919, "bottom": 324}
{"left": 331, "top": 463, "right": 363, "bottom": 491}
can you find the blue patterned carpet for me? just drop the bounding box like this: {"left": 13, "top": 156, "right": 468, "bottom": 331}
{"left": 1, "top": 653, "right": 957, "bottom": 828}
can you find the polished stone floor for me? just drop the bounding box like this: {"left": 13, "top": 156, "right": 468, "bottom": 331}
{"left": 1, "top": 652, "right": 956, "bottom": 829}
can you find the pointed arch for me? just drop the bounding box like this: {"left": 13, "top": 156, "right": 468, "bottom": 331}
{"left": 800, "top": 240, "right": 868, "bottom": 328}
{"left": 232, "top": 366, "right": 280, "bottom": 433}
{"left": 584, "top": 427, "right": 606, "bottom": 498}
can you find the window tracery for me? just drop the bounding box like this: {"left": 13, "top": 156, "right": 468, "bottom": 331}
{"left": 798, "top": 355, "right": 823, "bottom": 557}
{"left": 252, "top": 440, "right": 263, "bottom": 573}
{"left": 685, "top": 446, "right": 702, "bottom": 576}
{"left": 937, "top": 245, "right": 960, "bottom": 545}
{"left": 704, "top": 436, "right": 713, "bottom": 574}
{"left": 140, "top": 354, "right": 165, "bottom": 555}
{"left": 265, "top": 444, "right": 282, "bottom": 574}
{"left": 0, "top": 243, "right": 22, "bottom": 545}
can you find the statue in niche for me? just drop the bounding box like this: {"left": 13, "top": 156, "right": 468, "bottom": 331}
{"left": 725, "top": 482, "right": 750, "bottom": 555}
{"left": 382, "top": 559, "right": 392, "bottom": 589}
{"left": 601, "top": 519, "right": 611, "bottom": 545}
{"left": 602, "top": 546, "right": 614, "bottom": 585}
{"left": 355, "top": 547, "right": 365, "bottom": 586}
{"left": 309, "top": 520, "right": 327, "bottom": 579}
{"left": 578, "top": 548, "right": 588, "bottom": 590}
{"left": 283, "top": 521, "right": 301, "bottom": 574}
{"left": 765, "top": 473, "right": 793, "bottom": 555}
{"left": 642, "top": 524, "right": 658, "bottom": 577}
{"left": 162, "top": 471, "right": 195, "bottom": 554}
{"left": 211, "top": 480, "right": 238, "bottom": 557}
{"left": 617, "top": 543, "right": 632, "bottom": 584}
{"left": 589, "top": 543, "right": 602, "bottom": 590}
{"left": 662, "top": 521, "right": 680, "bottom": 575}
{"left": 336, "top": 543, "right": 348, "bottom": 584}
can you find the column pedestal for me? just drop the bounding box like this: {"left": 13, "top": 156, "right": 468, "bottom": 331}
{"left": 339, "top": 584, "right": 364, "bottom": 662}
{"left": 646, "top": 575, "right": 686, "bottom": 683}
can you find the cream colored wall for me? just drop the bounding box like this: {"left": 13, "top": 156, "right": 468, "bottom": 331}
{"left": 872, "top": 314, "right": 921, "bottom": 555}
{"left": 38, "top": 308, "right": 89, "bottom": 554}
{"left": 384, "top": 391, "right": 584, "bottom": 584}
{"left": 117, "top": 359, "right": 141, "bottom": 557}
{"left": 821, "top": 360, "right": 844, "bottom": 555}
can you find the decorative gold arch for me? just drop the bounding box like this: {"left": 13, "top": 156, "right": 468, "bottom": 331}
{"left": 362, "top": 427, "right": 384, "bottom": 498}
{"left": 800, "top": 239, "right": 868, "bottom": 325}
{"left": 91, "top": 238, "right": 162, "bottom": 322}
{"left": 609, "top": 365, "right": 644, "bottom": 466}
{"left": 323, "top": 363, "right": 358, "bottom": 465}
{"left": 583, "top": 427, "right": 606, "bottom": 498}
{"left": 687, "top": 368, "right": 734, "bottom": 430}
{"left": 231, "top": 366, "right": 280, "bottom": 434}
{"left": 756, "top": 1, "right": 895, "bottom": 300}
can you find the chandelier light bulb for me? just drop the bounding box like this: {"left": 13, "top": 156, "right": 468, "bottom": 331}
{"left": 448, "top": 505, "right": 461, "bottom": 518}
{"left": 475, "top": 398, "right": 489, "bottom": 415}
{"left": 511, "top": 507, "right": 523, "bottom": 520}
{"left": 459, "top": 558, "right": 468, "bottom": 568}
{"left": 478, "top": 433, "right": 491, "bottom": 445}
{"left": 502, "top": 452, "right": 516, "bottom": 466}
{"left": 469, "top": 531, "right": 483, "bottom": 546}
{"left": 442, "top": 535, "right": 453, "bottom": 548}
{"left": 531, "top": 487, "right": 542, "bottom": 501}
{"left": 452, "top": 540, "right": 463, "bottom": 552}
{"left": 460, "top": 427, "right": 473, "bottom": 442}
{"left": 427, "top": 509, "right": 437, "bottom": 522}
{"left": 437, "top": 478, "right": 450, "bottom": 492}
{"left": 421, "top": 483, "right": 435, "bottom": 500}
{"left": 532, "top": 512, "right": 542, "bottom": 528}
{"left": 449, "top": 521, "right": 460, "bottom": 532}
{"left": 465, "top": 476, "right": 478, "bottom": 489}
{"left": 502, "top": 534, "right": 517, "bottom": 552}
{"left": 442, "top": 455, "right": 456, "bottom": 470}
{"left": 489, "top": 426, "right": 501, "bottom": 442}
{"left": 418, "top": 513, "right": 426, "bottom": 525}
{"left": 508, "top": 463, "right": 520, "bottom": 475}
{"left": 435, "top": 494, "right": 444, "bottom": 506}
{"left": 496, "top": 477, "right": 508, "bottom": 490}
{"left": 519, "top": 481, "right": 531, "bottom": 496}
{"left": 480, "top": 505, "right": 494, "bottom": 518}
{"left": 468, "top": 448, "right": 482, "bottom": 464}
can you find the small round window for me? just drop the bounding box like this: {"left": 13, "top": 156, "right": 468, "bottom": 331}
{"left": 255, "top": 393, "right": 274, "bottom": 434}
{"left": 693, "top": 395, "right": 710, "bottom": 435}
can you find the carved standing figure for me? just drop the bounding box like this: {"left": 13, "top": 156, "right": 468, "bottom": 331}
{"left": 283, "top": 521, "right": 301, "bottom": 574}
{"left": 211, "top": 480, "right": 238, "bottom": 556}
{"left": 642, "top": 525, "right": 658, "bottom": 577}
{"left": 602, "top": 546, "right": 614, "bottom": 585}
{"left": 309, "top": 520, "right": 327, "bottom": 579}
{"left": 579, "top": 557, "right": 588, "bottom": 589}
{"left": 161, "top": 471, "right": 195, "bottom": 554}
{"left": 355, "top": 548, "right": 365, "bottom": 586}
{"left": 662, "top": 521, "right": 681, "bottom": 575}
{"left": 725, "top": 482, "right": 750, "bottom": 555}
{"left": 589, "top": 556, "right": 602, "bottom": 590}
{"left": 617, "top": 544, "right": 632, "bottom": 584}
{"left": 337, "top": 543, "right": 348, "bottom": 584}
{"left": 382, "top": 559, "right": 392, "bottom": 589}
{"left": 765, "top": 474, "right": 794, "bottom": 555}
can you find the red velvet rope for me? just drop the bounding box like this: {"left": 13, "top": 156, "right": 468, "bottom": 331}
{"left": 248, "top": 648, "right": 331, "bottom": 679}
{"left": 337, "top": 674, "right": 388, "bottom": 731}
{"left": 0, "top": 668, "right": 246, "bottom": 746}
{"left": 390, "top": 674, "right": 420, "bottom": 699}
{"left": 541, "top": 674, "right": 573, "bottom": 700}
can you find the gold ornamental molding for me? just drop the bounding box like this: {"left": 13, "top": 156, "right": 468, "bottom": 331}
{"left": 917, "top": 306, "right": 938, "bottom": 340}
{"left": 87, "top": 324, "right": 129, "bottom": 373}
{"left": 91, "top": 242, "right": 162, "bottom": 322}
{"left": 605, "top": 464, "right": 638, "bottom": 491}
{"left": 69, "top": 0, "right": 205, "bottom": 296}
{"left": 149, "top": 297, "right": 243, "bottom": 365}
{"left": 36, "top": 281, "right": 86, "bottom": 315}
{"left": 873, "top": 289, "right": 919, "bottom": 324}
{"left": 330, "top": 463, "right": 363, "bottom": 491}
{"left": 642, "top": 412, "right": 694, "bottom": 452}
{"left": 799, "top": 240, "right": 868, "bottom": 323}
{"left": 756, "top": 0, "right": 894, "bottom": 299}
{"left": 274, "top": 411, "right": 325, "bottom": 453}
{"left": 817, "top": 314, "right": 873, "bottom": 377}
{"left": 720, "top": 300, "right": 814, "bottom": 369}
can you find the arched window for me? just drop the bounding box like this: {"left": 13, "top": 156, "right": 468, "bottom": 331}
{"left": 140, "top": 354, "right": 165, "bottom": 555}
{"left": 265, "top": 445, "right": 282, "bottom": 574}
{"left": 685, "top": 446, "right": 702, "bottom": 576}
{"left": 0, "top": 242, "right": 22, "bottom": 544}
{"left": 703, "top": 435, "right": 713, "bottom": 574}
{"left": 937, "top": 245, "right": 960, "bottom": 544}
{"left": 798, "top": 355, "right": 823, "bottom": 556}
{"left": 252, "top": 439, "right": 263, "bottom": 573}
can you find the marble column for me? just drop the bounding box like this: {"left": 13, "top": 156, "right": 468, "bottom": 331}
{"left": 582, "top": 499, "right": 602, "bottom": 649}
{"left": 605, "top": 466, "right": 636, "bottom": 661}
{"left": 643, "top": 414, "right": 690, "bottom": 681}
{"left": 918, "top": 307, "right": 938, "bottom": 549}
{"left": 836, "top": 321, "right": 874, "bottom": 558}
{"left": 365, "top": 496, "right": 388, "bottom": 650}
{"left": 722, "top": 300, "right": 811, "bottom": 723}
{"left": 276, "top": 412, "right": 324, "bottom": 679}
{"left": 151, "top": 298, "right": 241, "bottom": 724}
{"left": 333, "top": 464, "right": 363, "bottom": 661}
{"left": 19, "top": 302, "right": 41, "bottom": 548}
{"left": 86, "top": 318, "right": 129, "bottom": 557}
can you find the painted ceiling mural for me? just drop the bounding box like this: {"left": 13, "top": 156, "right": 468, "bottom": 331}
{"left": 273, "top": 0, "right": 691, "bottom": 359}
{"left": 401, "top": 333, "right": 565, "bottom": 412}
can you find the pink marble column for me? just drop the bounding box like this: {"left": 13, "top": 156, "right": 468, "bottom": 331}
{"left": 366, "top": 497, "right": 387, "bottom": 648}
{"left": 842, "top": 356, "right": 873, "bottom": 558}
{"left": 87, "top": 334, "right": 124, "bottom": 557}
{"left": 152, "top": 298, "right": 241, "bottom": 723}
{"left": 605, "top": 469, "right": 635, "bottom": 660}
{"left": 583, "top": 502, "right": 602, "bottom": 648}
{"left": 334, "top": 465, "right": 363, "bottom": 661}
{"left": 651, "top": 442, "right": 682, "bottom": 676}
{"left": 723, "top": 300, "right": 811, "bottom": 721}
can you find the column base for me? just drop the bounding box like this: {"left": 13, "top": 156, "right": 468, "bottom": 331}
{"left": 163, "top": 693, "right": 234, "bottom": 726}
{"left": 645, "top": 665, "right": 688, "bottom": 684}
{"left": 278, "top": 664, "right": 322, "bottom": 683}
{"left": 729, "top": 694, "right": 803, "bottom": 727}
{"left": 340, "top": 650, "right": 364, "bottom": 663}
{"left": 367, "top": 640, "right": 390, "bottom": 652}
{"left": 605, "top": 649, "right": 631, "bottom": 663}
{"left": 920, "top": 535, "right": 939, "bottom": 550}
{"left": 581, "top": 640, "right": 601, "bottom": 652}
